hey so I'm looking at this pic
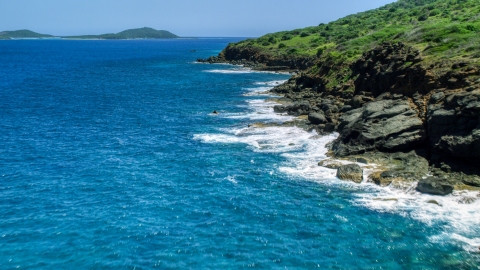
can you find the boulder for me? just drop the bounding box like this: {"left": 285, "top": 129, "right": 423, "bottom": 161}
{"left": 286, "top": 102, "right": 311, "bottom": 116}
{"left": 308, "top": 112, "right": 327, "bottom": 124}
{"left": 273, "top": 105, "right": 288, "bottom": 113}
{"left": 318, "top": 160, "right": 343, "bottom": 169}
{"left": 320, "top": 102, "right": 339, "bottom": 113}
{"left": 372, "top": 172, "right": 395, "bottom": 186}
{"left": 416, "top": 177, "right": 454, "bottom": 195}
{"left": 336, "top": 164, "right": 363, "bottom": 183}
{"left": 340, "top": 105, "right": 353, "bottom": 112}
{"left": 365, "top": 151, "right": 430, "bottom": 186}
{"left": 462, "top": 176, "right": 480, "bottom": 187}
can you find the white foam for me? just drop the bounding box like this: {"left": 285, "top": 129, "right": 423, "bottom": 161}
{"left": 278, "top": 132, "right": 340, "bottom": 181}
{"left": 351, "top": 181, "right": 480, "bottom": 253}
{"left": 254, "top": 80, "right": 287, "bottom": 86}
{"left": 216, "top": 96, "right": 294, "bottom": 122}
{"left": 435, "top": 233, "right": 480, "bottom": 253}
{"left": 225, "top": 175, "right": 238, "bottom": 184}
{"left": 194, "top": 78, "right": 480, "bottom": 254}
{"left": 204, "top": 68, "right": 289, "bottom": 75}
{"left": 204, "top": 68, "right": 256, "bottom": 74}
{"left": 243, "top": 80, "right": 288, "bottom": 97}
{"left": 195, "top": 126, "right": 313, "bottom": 153}
{"left": 242, "top": 87, "right": 273, "bottom": 96}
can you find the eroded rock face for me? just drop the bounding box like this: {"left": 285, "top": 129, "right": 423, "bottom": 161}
{"left": 201, "top": 39, "right": 480, "bottom": 191}
{"left": 336, "top": 164, "right": 363, "bottom": 183}
{"left": 427, "top": 89, "right": 480, "bottom": 170}
{"left": 352, "top": 42, "right": 427, "bottom": 97}
{"left": 333, "top": 99, "right": 426, "bottom": 156}
{"left": 265, "top": 42, "right": 480, "bottom": 190}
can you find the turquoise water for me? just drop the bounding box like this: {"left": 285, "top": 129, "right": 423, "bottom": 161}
{"left": 0, "top": 39, "right": 479, "bottom": 269}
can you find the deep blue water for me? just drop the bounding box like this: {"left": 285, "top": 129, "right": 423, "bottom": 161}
{"left": 1, "top": 39, "right": 479, "bottom": 269}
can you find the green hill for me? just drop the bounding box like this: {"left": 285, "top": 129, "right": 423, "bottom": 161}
{"left": 65, "top": 27, "right": 178, "bottom": 39}
{"left": 0, "top": 30, "right": 53, "bottom": 39}
{"left": 206, "top": 0, "right": 480, "bottom": 187}
{"left": 222, "top": 0, "right": 480, "bottom": 67}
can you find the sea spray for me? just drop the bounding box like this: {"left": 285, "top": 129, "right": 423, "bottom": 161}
{"left": 195, "top": 73, "right": 480, "bottom": 255}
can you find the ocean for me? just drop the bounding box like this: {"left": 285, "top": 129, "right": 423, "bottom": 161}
{"left": 0, "top": 38, "right": 479, "bottom": 269}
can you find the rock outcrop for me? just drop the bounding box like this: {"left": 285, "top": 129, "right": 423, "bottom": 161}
{"left": 427, "top": 89, "right": 480, "bottom": 172}
{"left": 416, "top": 178, "right": 454, "bottom": 195}
{"left": 197, "top": 44, "right": 316, "bottom": 71}
{"left": 336, "top": 164, "right": 363, "bottom": 183}
{"left": 265, "top": 42, "right": 480, "bottom": 191}
{"left": 333, "top": 99, "right": 426, "bottom": 156}
{"left": 202, "top": 40, "right": 480, "bottom": 193}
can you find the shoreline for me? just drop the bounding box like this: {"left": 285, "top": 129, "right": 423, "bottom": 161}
{"left": 266, "top": 87, "right": 480, "bottom": 193}
{"left": 194, "top": 70, "right": 480, "bottom": 253}
{"left": 199, "top": 60, "right": 480, "bottom": 195}
{"left": 197, "top": 40, "right": 480, "bottom": 197}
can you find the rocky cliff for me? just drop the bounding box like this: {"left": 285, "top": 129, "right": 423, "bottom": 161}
{"left": 199, "top": 0, "right": 480, "bottom": 194}
{"left": 198, "top": 44, "right": 316, "bottom": 71}
{"left": 270, "top": 42, "right": 480, "bottom": 192}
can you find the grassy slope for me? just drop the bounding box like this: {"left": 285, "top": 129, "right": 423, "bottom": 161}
{"left": 0, "top": 30, "right": 53, "bottom": 39}
{"left": 65, "top": 27, "right": 178, "bottom": 39}
{"left": 229, "top": 0, "right": 480, "bottom": 65}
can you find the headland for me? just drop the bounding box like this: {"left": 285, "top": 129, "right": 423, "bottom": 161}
{"left": 198, "top": 0, "right": 480, "bottom": 195}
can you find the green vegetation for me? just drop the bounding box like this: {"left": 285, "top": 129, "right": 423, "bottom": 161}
{"left": 0, "top": 30, "right": 53, "bottom": 39}
{"left": 229, "top": 0, "right": 480, "bottom": 63}
{"left": 65, "top": 27, "right": 178, "bottom": 39}
{"left": 0, "top": 27, "right": 179, "bottom": 40}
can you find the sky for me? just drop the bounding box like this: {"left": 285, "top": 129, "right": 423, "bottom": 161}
{"left": 0, "top": 0, "right": 397, "bottom": 37}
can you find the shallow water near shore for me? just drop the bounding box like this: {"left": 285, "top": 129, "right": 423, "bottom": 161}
{"left": 1, "top": 39, "right": 479, "bottom": 269}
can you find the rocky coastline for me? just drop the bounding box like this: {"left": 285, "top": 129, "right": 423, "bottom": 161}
{"left": 197, "top": 43, "right": 316, "bottom": 72}
{"left": 199, "top": 42, "right": 480, "bottom": 196}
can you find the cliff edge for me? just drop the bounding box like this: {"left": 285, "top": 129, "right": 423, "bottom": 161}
{"left": 199, "top": 0, "right": 480, "bottom": 194}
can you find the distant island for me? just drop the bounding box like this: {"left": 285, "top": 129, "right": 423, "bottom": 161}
{"left": 64, "top": 27, "right": 179, "bottom": 39}
{"left": 0, "top": 27, "right": 179, "bottom": 40}
{"left": 0, "top": 29, "right": 53, "bottom": 39}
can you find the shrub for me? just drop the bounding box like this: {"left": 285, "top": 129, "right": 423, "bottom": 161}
{"left": 466, "top": 24, "right": 477, "bottom": 32}
{"left": 429, "top": 9, "right": 440, "bottom": 16}
{"left": 268, "top": 36, "right": 277, "bottom": 43}
{"left": 418, "top": 14, "right": 429, "bottom": 21}
{"left": 278, "top": 43, "right": 286, "bottom": 48}
{"left": 300, "top": 32, "right": 310, "bottom": 37}
{"left": 281, "top": 34, "right": 293, "bottom": 40}
{"left": 316, "top": 48, "right": 324, "bottom": 56}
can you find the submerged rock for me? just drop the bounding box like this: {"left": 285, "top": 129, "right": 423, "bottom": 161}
{"left": 336, "top": 164, "right": 363, "bottom": 183}
{"left": 426, "top": 200, "right": 441, "bottom": 206}
{"left": 318, "top": 160, "right": 343, "bottom": 169}
{"left": 416, "top": 177, "right": 454, "bottom": 195}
